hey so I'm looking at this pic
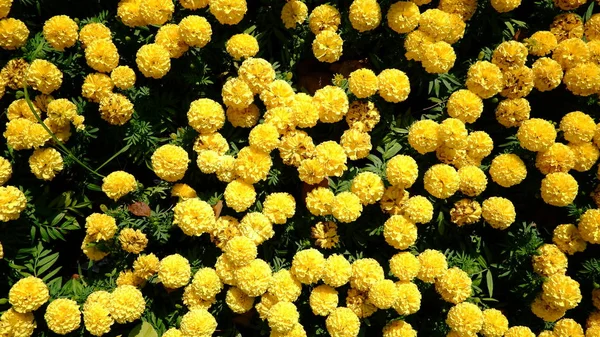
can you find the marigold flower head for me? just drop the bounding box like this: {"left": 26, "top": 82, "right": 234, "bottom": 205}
{"left": 308, "top": 4, "right": 341, "bottom": 34}
{"left": 532, "top": 243, "right": 568, "bottom": 277}
{"left": 263, "top": 192, "right": 296, "bottom": 224}
{"left": 225, "top": 33, "right": 258, "bottom": 60}
{"left": 531, "top": 295, "right": 566, "bottom": 322}
{"left": 209, "top": 0, "right": 247, "bottom": 25}
{"left": 384, "top": 214, "right": 418, "bottom": 250}
{"left": 322, "top": 254, "right": 351, "bottom": 288}
{"left": 0, "top": 18, "right": 29, "bottom": 50}
{"left": 140, "top": 0, "right": 174, "bottom": 25}
{"left": 492, "top": 41, "right": 528, "bottom": 71}
{"left": 173, "top": 198, "right": 216, "bottom": 236}
{"left": 552, "top": 38, "right": 590, "bottom": 70}
{"left": 0, "top": 185, "right": 27, "bottom": 222}
{"left": 158, "top": 254, "right": 191, "bottom": 289}
{"left": 79, "top": 22, "right": 111, "bottom": 49}
{"left": 151, "top": 144, "right": 190, "bottom": 182}
{"left": 27, "top": 147, "right": 63, "bottom": 181}
{"left": 408, "top": 119, "right": 439, "bottom": 154}
{"left": 536, "top": 143, "right": 575, "bottom": 175}
{"left": 99, "top": 93, "right": 134, "bottom": 125}
{"left": 532, "top": 57, "right": 563, "bottom": 92}
{"left": 504, "top": 326, "right": 535, "bottom": 337}
{"left": 346, "top": 288, "right": 377, "bottom": 318}
{"left": 383, "top": 320, "right": 417, "bottom": 337}
{"left": 554, "top": 318, "right": 584, "bottom": 337}
{"left": 368, "top": 279, "right": 399, "bottom": 310}
{"left": 424, "top": 164, "right": 460, "bottom": 199}
{"left": 224, "top": 179, "right": 256, "bottom": 212}
{"left": 351, "top": 172, "right": 384, "bottom": 205}
{"left": 541, "top": 172, "right": 578, "bottom": 207}
{"left": 553, "top": 223, "right": 587, "bottom": 254}
{"left": 184, "top": 283, "right": 217, "bottom": 310}
{"left": 290, "top": 248, "right": 325, "bottom": 284}
{"left": 350, "top": 258, "right": 384, "bottom": 292}
{"left": 238, "top": 212, "right": 273, "bottom": 245}
{"left": 311, "top": 221, "right": 339, "bottom": 249}
{"left": 132, "top": 253, "right": 159, "bottom": 280}
{"left": 569, "top": 142, "right": 599, "bottom": 172}
{"left": 281, "top": 0, "right": 308, "bottom": 29}
{"left": 489, "top": 153, "right": 527, "bottom": 187}
{"left": 541, "top": 274, "right": 582, "bottom": 310}
{"left": 155, "top": 24, "right": 188, "bottom": 59}
{"left": 331, "top": 191, "right": 363, "bottom": 223}
{"left": 235, "top": 258, "right": 272, "bottom": 297}
{"left": 326, "top": 307, "right": 360, "bottom": 337}
{"left": 225, "top": 287, "right": 254, "bottom": 314}
{"left": 349, "top": 0, "right": 381, "bottom": 32}
{"left": 525, "top": 31, "right": 558, "bottom": 57}
{"left": 9, "top": 276, "right": 49, "bottom": 313}
{"left": 404, "top": 30, "right": 434, "bottom": 61}
{"left": 239, "top": 57, "right": 275, "bottom": 94}
{"left": 179, "top": 15, "right": 212, "bottom": 48}
{"left": 446, "top": 302, "right": 483, "bottom": 335}
{"left": 81, "top": 72, "right": 113, "bottom": 103}
{"left": 43, "top": 15, "right": 78, "bottom": 51}
{"left": 491, "top": 0, "right": 521, "bottom": 12}
{"left": 422, "top": 41, "right": 456, "bottom": 74}
{"left": 260, "top": 80, "right": 294, "bottom": 111}
{"left": 312, "top": 30, "right": 343, "bottom": 63}
{"left": 85, "top": 39, "right": 119, "bottom": 73}
{"left": 83, "top": 298, "right": 113, "bottom": 336}
{"left": 466, "top": 61, "right": 503, "bottom": 99}
{"left": 378, "top": 68, "right": 410, "bottom": 103}
{"left": 554, "top": 0, "right": 587, "bottom": 10}
{"left": 447, "top": 89, "right": 483, "bottom": 124}
{"left": 578, "top": 208, "right": 600, "bottom": 244}
{"left": 136, "top": 44, "right": 171, "bottom": 79}
{"left": 268, "top": 269, "right": 302, "bottom": 303}
{"left": 1, "top": 58, "right": 28, "bottom": 90}
{"left": 180, "top": 309, "right": 217, "bottom": 337}
{"left": 564, "top": 62, "right": 600, "bottom": 96}
{"left": 85, "top": 213, "right": 117, "bottom": 243}
{"left": 102, "top": 171, "right": 136, "bottom": 201}
{"left": 188, "top": 98, "right": 225, "bottom": 134}
{"left": 223, "top": 235, "right": 257, "bottom": 267}
{"left": 108, "top": 285, "right": 145, "bottom": 324}
{"left": 0, "top": 156, "right": 11, "bottom": 186}
{"left": 478, "top": 308, "right": 509, "bottom": 337}
{"left": 386, "top": 155, "right": 418, "bottom": 188}
{"left": 119, "top": 228, "right": 148, "bottom": 254}
{"left": 27, "top": 59, "right": 62, "bottom": 94}
{"left": 387, "top": 1, "right": 420, "bottom": 34}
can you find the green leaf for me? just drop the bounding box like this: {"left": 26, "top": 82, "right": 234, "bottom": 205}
{"left": 129, "top": 322, "right": 158, "bottom": 337}
{"left": 486, "top": 270, "right": 494, "bottom": 298}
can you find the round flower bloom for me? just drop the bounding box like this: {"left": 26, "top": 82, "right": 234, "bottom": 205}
{"left": 465, "top": 61, "right": 504, "bottom": 99}
{"left": 439, "top": 118, "right": 468, "bottom": 149}
{"left": 191, "top": 268, "right": 222, "bottom": 301}
{"left": 43, "top": 15, "right": 78, "bottom": 51}
{"left": 377, "top": 68, "right": 410, "bottom": 103}
{"left": 162, "top": 329, "right": 182, "bottom": 337}
{"left": 182, "top": 285, "right": 216, "bottom": 310}
{"left": 108, "top": 285, "right": 145, "bottom": 324}
{"left": 225, "top": 34, "right": 258, "bottom": 60}
{"left": 268, "top": 269, "right": 302, "bottom": 302}
{"left": 458, "top": 166, "right": 487, "bottom": 197}
{"left": 345, "top": 289, "right": 377, "bottom": 319}
{"left": 380, "top": 185, "right": 410, "bottom": 216}
{"left": 179, "top": 15, "right": 211, "bottom": 49}
{"left": 79, "top": 22, "right": 111, "bottom": 49}
{"left": 525, "top": 31, "right": 558, "bottom": 56}
{"left": 222, "top": 77, "right": 253, "bottom": 109}
{"left": 28, "top": 147, "right": 63, "bottom": 181}
{"left": 417, "top": 249, "right": 447, "bottom": 283}
{"left": 116, "top": 0, "right": 145, "bottom": 27}
{"left": 260, "top": 80, "right": 295, "bottom": 111}
{"left": 311, "top": 221, "right": 340, "bottom": 249}
{"left": 421, "top": 41, "right": 456, "bottom": 74}
{"left": 235, "top": 259, "right": 272, "bottom": 297}
{"left": 281, "top": 0, "right": 308, "bottom": 29}
{"left": 312, "top": 30, "right": 343, "bottom": 63}
{"left": 553, "top": 223, "right": 587, "bottom": 255}
{"left": 554, "top": 0, "right": 586, "bottom": 10}
{"left": 553, "top": 38, "right": 590, "bottom": 70}
{"left": 424, "top": 164, "right": 460, "bottom": 199}
{"left": 313, "top": 86, "right": 348, "bottom": 125}
{"left": 480, "top": 308, "right": 509, "bottom": 337}
{"left": 383, "top": 320, "right": 416, "bottom": 337}
{"left": 541, "top": 172, "right": 578, "bottom": 207}
{"left": 158, "top": 254, "right": 191, "bottom": 289}
{"left": 0, "top": 185, "right": 27, "bottom": 222}
{"left": 495, "top": 98, "right": 530, "bottom": 128}
{"left": 578, "top": 208, "right": 600, "bottom": 244}
{"left": 209, "top": 0, "right": 247, "bottom": 25}
{"left": 279, "top": 131, "right": 316, "bottom": 167}
{"left": 348, "top": 68, "right": 378, "bottom": 98}
{"left": 418, "top": 9, "right": 453, "bottom": 41}
{"left": 489, "top": 153, "right": 527, "bottom": 187}
{"left": 85, "top": 39, "right": 119, "bottom": 73}
{"left": 447, "top": 90, "right": 483, "bottom": 124}
{"left": 435, "top": 267, "right": 472, "bottom": 304}
{"left": 225, "top": 287, "right": 254, "bottom": 314}
{"left": 351, "top": 172, "right": 384, "bottom": 205}
{"left": 492, "top": 41, "right": 528, "bottom": 70}
{"left": 99, "top": 93, "right": 134, "bottom": 125}
{"left": 140, "top": 0, "right": 174, "bottom": 25}
{"left": 408, "top": 120, "right": 439, "bottom": 154}
{"left": 226, "top": 104, "right": 260, "bottom": 128}
{"left": 110, "top": 66, "right": 136, "bottom": 90}
{"left": 45, "top": 298, "right": 81, "bottom": 335}
{"left": 404, "top": 30, "right": 434, "bottom": 62}
{"left": 563, "top": 62, "right": 600, "bottom": 96}
{"left": 248, "top": 124, "right": 279, "bottom": 154}
{"left": 322, "top": 254, "right": 352, "bottom": 288}
{"left": 331, "top": 191, "right": 363, "bottom": 223}
{"left": 262, "top": 192, "right": 296, "bottom": 225}
{"left": 368, "top": 279, "right": 399, "bottom": 309}
{"left": 491, "top": 0, "right": 521, "bottom": 12}
{"left": 101, "top": 171, "right": 136, "bottom": 201}
{"left": 151, "top": 144, "right": 189, "bottom": 182}
{"left": 291, "top": 248, "right": 325, "bottom": 284}
{"left": 393, "top": 281, "right": 421, "bottom": 315}
{"left": 536, "top": 143, "right": 575, "bottom": 174}
{"left": 238, "top": 212, "right": 274, "bottom": 245}
{"left": 1, "top": 58, "right": 29, "bottom": 90}
{"left": 309, "top": 4, "right": 341, "bottom": 34}
{"left": 83, "top": 296, "right": 113, "bottom": 336}
{"left": 136, "top": 44, "right": 171, "bottom": 79}
{"left": 119, "top": 228, "right": 148, "bottom": 254}
{"left": 9, "top": 276, "right": 49, "bottom": 313}
{"left": 569, "top": 142, "right": 600, "bottom": 172}
{"left": 551, "top": 13, "right": 584, "bottom": 42}
{"left": 559, "top": 111, "right": 596, "bottom": 145}
{"left": 81, "top": 72, "right": 113, "bottom": 103}
{"left": 223, "top": 235, "right": 257, "bottom": 267}
{"left": 350, "top": 258, "right": 385, "bottom": 292}
{"left": 504, "top": 326, "right": 535, "bottom": 337}
{"left": 500, "top": 65, "right": 534, "bottom": 99}
{"left": 532, "top": 244, "right": 568, "bottom": 277}
{"left": 0, "top": 18, "right": 29, "bottom": 50}
{"left": 26, "top": 59, "right": 62, "bottom": 94}
{"left": 450, "top": 198, "right": 482, "bottom": 226}
{"left": 531, "top": 295, "right": 566, "bottom": 322}
{"left": 384, "top": 215, "right": 418, "bottom": 250}
{"left": 173, "top": 198, "right": 216, "bottom": 236}
{"left": 326, "top": 307, "right": 360, "bottom": 337}
{"left": 386, "top": 155, "right": 418, "bottom": 188}
{"left": 387, "top": 1, "right": 420, "bottom": 34}
{"left": 155, "top": 24, "right": 188, "bottom": 59}
{"left": 349, "top": 0, "right": 381, "bottom": 32}
{"left": 344, "top": 100, "right": 380, "bottom": 132}
{"left": 306, "top": 187, "right": 334, "bottom": 216}
{"left": 291, "top": 93, "right": 318, "bottom": 128}
{"left": 310, "top": 285, "right": 338, "bottom": 316}
{"left": 131, "top": 254, "right": 160, "bottom": 280}
{"left": 234, "top": 146, "right": 272, "bottom": 184}
{"left": 188, "top": 98, "right": 225, "bottom": 134}
{"left": 264, "top": 106, "right": 296, "bottom": 134}
{"left": 224, "top": 179, "right": 256, "bottom": 212}
{"left": 586, "top": 13, "right": 600, "bottom": 41}
{"left": 4, "top": 118, "right": 51, "bottom": 150}
{"left": 446, "top": 302, "right": 484, "bottom": 336}
{"left": 180, "top": 309, "right": 217, "bottom": 337}
{"left": 390, "top": 252, "right": 420, "bottom": 281}
{"left": 482, "top": 197, "right": 516, "bottom": 230}
{"left": 0, "top": 308, "right": 37, "bottom": 336}
{"left": 554, "top": 318, "right": 584, "bottom": 337}
{"left": 0, "top": 156, "right": 12, "bottom": 186}
{"left": 238, "top": 57, "right": 276, "bottom": 94}
{"left": 314, "top": 141, "right": 347, "bottom": 178}
{"left": 0, "top": 0, "right": 12, "bottom": 19}
{"left": 532, "top": 57, "right": 563, "bottom": 92}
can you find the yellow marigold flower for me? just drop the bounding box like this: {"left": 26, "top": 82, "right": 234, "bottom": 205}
{"left": 298, "top": 159, "right": 325, "bottom": 184}
{"left": 423, "top": 164, "right": 460, "bottom": 199}
{"left": 439, "top": 118, "right": 468, "bottom": 149}
{"left": 393, "top": 281, "right": 421, "bottom": 315}
{"left": 225, "top": 287, "right": 254, "bottom": 314}
{"left": 314, "top": 141, "right": 347, "bottom": 177}
{"left": 83, "top": 299, "right": 113, "bottom": 336}
{"left": 263, "top": 192, "right": 296, "bottom": 225}
{"left": 553, "top": 38, "right": 590, "bottom": 70}
{"left": 268, "top": 269, "right": 302, "bottom": 303}
{"left": 235, "top": 258, "right": 272, "bottom": 296}
{"left": 79, "top": 22, "right": 111, "bottom": 49}
{"left": 195, "top": 150, "right": 220, "bottom": 173}
{"left": 0, "top": 0, "right": 12, "bottom": 18}
{"left": 525, "top": 31, "right": 558, "bottom": 57}
{"left": 564, "top": 62, "right": 600, "bottom": 96}
{"left": 1, "top": 58, "right": 28, "bottom": 90}
{"left": 209, "top": 0, "right": 247, "bottom": 25}
{"left": 435, "top": 267, "right": 472, "bottom": 304}
{"left": 289, "top": 93, "right": 317, "bottom": 129}
{"left": 85, "top": 39, "right": 119, "bottom": 73}
{"left": 188, "top": 98, "right": 225, "bottom": 134}
{"left": 551, "top": 13, "right": 584, "bottom": 42}
{"left": 248, "top": 124, "right": 279, "bottom": 154}
{"left": 554, "top": 0, "right": 586, "bottom": 10}
{"left": 492, "top": 41, "right": 528, "bottom": 71}
{"left": 0, "top": 185, "right": 27, "bottom": 222}
{"left": 179, "top": 15, "right": 212, "bottom": 48}
{"left": 0, "top": 308, "right": 36, "bottom": 337}
{"left": 222, "top": 77, "right": 253, "bottom": 109}
{"left": 173, "top": 198, "right": 216, "bottom": 236}
{"left": 85, "top": 213, "right": 117, "bottom": 243}
{"left": 0, "top": 156, "right": 11, "bottom": 186}
{"left": 99, "top": 93, "right": 134, "bottom": 125}
{"left": 268, "top": 301, "right": 299, "bottom": 334}
{"left": 239, "top": 212, "right": 274, "bottom": 245}
{"left": 446, "top": 302, "right": 483, "bottom": 336}
{"left": 180, "top": 309, "right": 217, "bottom": 337}
{"left": 346, "top": 101, "right": 380, "bottom": 132}
{"left": 495, "top": 97, "right": 530, "bottom": 128}
{"left": 223, "top": 235, "right": 257, "bottom": 267}
{"left": 140, "top": 0, "right": 174, "bottom": 25}
{"left": 482, "top": 196, "right": 515, "bottom": 229}
{"left": 531, "top": 295, "right": 566, "bottom": 322}
{"left": 214, "top": 255, "right": 237, "bottom": 286}
{"left": 281, "top": 0, "right": 308, "bottom": 29}
{"left": 383, "top": 320, "right": 417, "bottom": 337}
{"left": 450, "top": 198, "right": 482, "bottom": 226}
{"left": 162, "top": 328, "right": 182, "bottom": 337}
{"left": 311, "top": 221, "right": 340, "bottom": 249}
{"left": 505, "top": 327, "right": 536, "bottom": 337}
{"left": 0, "top": 18, "right": 29, "bottom": 50}
{"left": 191, "top": 268, "right": 222, "bottom": 301}
{"left": 308, "top": 285, "right": 338, "bottom": 316}
{"left": 225, "top": 33, "right": 258, "bottom": 60}
{"left": 9, "top": 276, "right": 49, "bottom": 313}
{"left": 312, "top": 86, "right": 348, "bottom": 125}
{"left": 489, "top": 153, "right": 527, "bottom": 187}
{"left": 341, "top": 128, "right": 371, "bottom": 160}
{"left": 377, "top": 68, "right": 410, "bottom": 103}
{"left": 532, "top": 243, "right": 568, "bottom": 277}
{"left": 349, "top": 0, "right": 381, "bottom": 32}
{"left": 27, "top": 59, "right": 62, "bottom": 94}
{"left": 447, "top": 90, "right": 483, "bottom": 124}
{"left": 417, "top": 249, "right": 447, "bottom": 283}
{"left": 351, "top": 172, "right": 384, "bottom": 205}
{"left": 290, "top": 248, "right": 325, "bottom": 284}
{"left": 260, "top": 80, "right": 295, "bottom": 111}
{"left": 419, "top": 9, "right": 452, "bottom": 42}
{"left": 101, "top": 171, "right": 136, "bottom": 201}
{"left": 193, "top": 132, "right": 229, "bottom": 155}
{"left": 81, "top": 72, "right": 113, "bottom": 103}
{"left": 578, "top": 208, "right": 600, "bottom": 244}
{"left": 157, "top": 254, "right": 191, "bottom": 289}
{"left": 319, "top": 254, "right": 350, "bottom": 288}
{"left": 326, "top": 307, "right": 360, "bottom": 337}
{"left": 386, "top": 155, "right": 418, "bottom": 188}
{"left": 226, "top": 104, "right": 259, "bottom": 128}
{"left": 224, "top": 179, "right": 256, "bottom": 212}
{"left": 155, "top": 24, "right": 188, "bottom": 59}
{"left": 109, "top": 66, "right": 135, "bottom": 90}
{"left": 531, "top": 57, "right": 563, "bottom": 92}
{"left": 390, "top": 252, "right": 420, "bottom": 282}
{"left": 465, "top": 61, "right": 503, "bottom": 99}
{"left": 536, "top": 143, "right": 575, "bottom": 175}
{"left": 119, "top": 228, "right": 148, "bottom": 254}
{"left": 45, "top": 298, "right": 81, "bottom": 335}
{"left": 27, "top": 147, "right": 63, "bottom": 181}
{"left": 179, "top": 0, "right": 209, "bottom": 9}
{"left": 384, "top": 214, "right": 418, "bottom": 250}
{"left": 151, "top": 144, "right": 190, "bottom": 182}
{"left": 312, "top": 30, "right": 343, "bottom": 63}
{"left": 404, "top": 30, "right": 434, "bottom": 61}
{"left": 500, "top": 65, "right": 534, "bottom": 99}
{"left": 491, "top": 0, "right": 521, "bottom": 12}
{"left": 116, "top": 269, "right": 143, "bottom": 287}
{"left": 133, "top": 253, "right": 160, "bottom": 280}
{"left": 380, "top": 185, "right": 410, "bottom": 215}
{"left": 569, "top": 142, "right": 599, "bottom": 172}
{"left": 264, "top": 106, "right": 296, "bottom": 134}
{"left": 346, "top": 288, "right": 377, "bottom": 318}
{"left": 348, "top": 68, "right": 378, "bottom": 98}
{"left": 368, "top": 279, "right": 399, "bottom": 310}
{"left": 216, "top": 155, "right": 237, "bottom": 182}
{"left": 309, "top": 4, "right": 341, "bottom": 34}
{"left": 387, "top": 1, "right": 420, "bottom": 34}
{"left": 136, "top": 44, "right": 171, "bottom": 79}
{"left": 239, "top": 57, "right": 275, "bottom": 94}
{"left": 541, "top": 274, "right": 582, "bottom": 310}
{"left": 350, "top": 258, "right": 384, "bottom": 292}
{"left": 541, "top": 172, "right": 578, "bottom": 207}
{"left": 43, "top": 15, "right": 78, "bottom": 51}
{"left": 480, "top": 308, "right": 509, "bottom": 337}
{"left": 422, "top": 41, "right": 456, "bottom": 74}
{"left": 4, "top": 118, "right": 50, "bottom": 150}
{"left": 331, "top": 191, "right": 363, "bottom": 223}
{"left": 234, "top": 146, "right": 272, "bottom": 184}
{"left": 554, "top": 318, "right": 584, "bottom": 337}
{"left": 108, "top": 285, "right": 145, "bottom": 324}
{"left": 117, "top": 0, "right": 145, "bottom": 27}
{"left": 305, "top": 187, "right": 334, "bottom": 216}
{"left": 81, "top": 235, "right": 109, "bottom": 261}
{"left": 458, "top": 165, "right": 487, "bottom": 197}
{"left": 408, "top": 119, "right": 439, "bottom": 154}
{"left": 553, "top": 223, "right": 587, "bottom": 254}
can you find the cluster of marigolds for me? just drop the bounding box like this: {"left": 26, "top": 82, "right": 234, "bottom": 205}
{"left": 1, "top": 0, "right": 600, "bottom": 336}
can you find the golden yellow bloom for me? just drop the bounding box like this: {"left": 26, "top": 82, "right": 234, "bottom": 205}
{"left": 326, "top": 307, "right": 360, "bottom": 337}
{"left": 9, "top": 276, "right": 49, "bottom": 313}
{"left": 179, "top": 15, "right": 212, "bottom": 48}
{"left": 435, "top": 267, "right": 472, "bottom": 304}
{"left": 119, "top": 228, "right": 148, "bottom": 254}
{"left": 308, "top": 4, "right": 341, "bottom": 34}
{"left": 263, "top": 192, "right": 295, "bottom": 224}
{"left": 350, "top": 258, "right": 384, "bottom": 292}
{"left": 188, "top": 98, "right": 225, "bottom": 134}
{"left": 447, "top": 90, "right": 483, "bottom": 124}
{"left": 531, "top": 57, "right": 563, "bottom": 92}
{"left": 79, "top": 22, "right": 111, "bottom": 49}
{"left": 83, "top": 295, "right": 113, "bottom": 336}
{"left": 369, "top": 279, "right": 399, "bottom": 309}
{"left": 133, "top": 254, "right": 160, "bottom": 280}
{"left": 536, "top": 143, "right": 575, "bottom": 175}
{"left": 27, "top": 59, "right": 62, "bottom": 94}
{"left": 45, "top": 298, "right": 81, "bottom": 335}
{"left": 541, "top": 172, "right": 578, "bottom": 207}
{"left": 0, "top": 185, "right": 27, "bottom": 222}
{"left": 28, "top": 147, "right": 63, "bottom": 181}
{"left": 525, "top": 31, "right": 558, "bottom": 57}
{"left": 291, "top": 248, "right": 325, "bottom": 284}
{"left": 226, "top": 104, "right": 260, "bottom": 128}
{"left": 225, "top": 287, "right": 254, "bottom": 314}
{"left": 564, "top": 62, "right": 600, "bottom": 96}
{"left": 531, "top": 295, "right": 566, "bottom": 322}
{"left": 0, "top": 18, "right": 29, "bottom": 50}
{"left": 578, "top": 208, "right": 600, "bottom": 244}
{"left": 384, "top": 214, "right": 418, "bottom": 250}
{"left": 491, "top": 0, "right": 521, "bottom": 12}
{"left": 349, "top": 0, "right": 382, "bottom": 32}
{"left": 81, "top": 72, "right": 113, "bottom": 103}
{"left": 554, "top": 0, "right": 586, "bottom": 10}
{"left": 226, "top": 33, "right": 258, "bottom": 60}
{"left": 480, "top": 308, "right": 509, "bottom": 337}
{"left": 85, "top": 39, "right": 119, "bottom": 73}
{"left": 404, "top": 30, "right": 434, "bottom": 61}
{"left": 173, "top": 198, "right": 216, "bottom": 236}
{"left": 239, "top": 212, "right": 274, "bottom": 245}
{"left": 43, "top": 15, "right": 78, "bottom": 51}
{"left": 222, "top": 77, "right": 253, "bottom": 109}
{"left": 500, "top": 65, "right": 534, "bottom": 99}
{"left": 158, "top": 254, "right": 191, "bottom": 289}
{"left": 533, "top": 243, "right": 568, "bottom": 277}
{"left": 0, "top": 308, "right": 36, "bottom": 337}
{"left": 191, "top": 268, "right": 222, "bottom": 301}
{"left": 423, "top": 164, "right": 460, "bottom": 199}
{"left": 0, "top": 0, "right": 12, "bottom": 18}
{"left": 569, "top": 142, "right": 599, "bottom": 172}
{"left": 553, "top": 223, "right": 587, "bottom": 255}
{"left": 422, "top": 41, "right": 456, "bottom": 74}
{"left": 482, "top": 196, "right": 515, "bottom": 229}
{"left": 309, "top": 285, "right": 338, "bottom": 316}
{"left": 223, "top": 235, "right": 257, "bottom": 267}
{"left": 387, "top": 1, "right": 420, "bottom": 34}
{"left": 554, "top": 318, "right": 584, "bottom": 337}
{"left": 465, "top": 61, "right": 504, "bottom": 99}
{"left": 351, "top": 172, "right": 384, "bottom": 205}
{"left": 389, "top": 252, "right": 420, "bottom": 282}
{"left": 268, "top": 269, "right": 302, "bottom": 302}
{"left": 136, "top": 44, "right": 171, "bottom": 79}
{"left": 332, "top": 191, "right": 363, "bottom": 223}
{"left": 492, "top": 41, "right": 528, "bottom": 70}
{"left": 341, "top": 128, "right": 371, "bottom": 160}
{"left": 1, "top": 58, "right": 28, "bottom": 90}
{"left": 321, "top": 254, "right": 351, "bottom": 288}
{"left": 151, "top": 144, "right": 190, "bottom": 182}
{"left": 180, "top": 309, "right": 217, "bottom": 337}
{"left": 348, "top": 68, "right": 378, "bottom": 98}
{"left": 140, "top": 0, "right": 174, "bottom": 25}
{"left": 378, "top": 68, "right": 410, "bottom": 103}
{"left": 268, "top": 301, "right": 299, "bottom": 334}
{"left": 209, "top": 0, "right": 247, "bottom": 25}
{"left": 446, "top": 302, "right": 483, "bottom": 336}
{"left": 179, "top": 0, "right": 209, "bottom": 9}
{"left": 238, "top": 57, "right": 275, "bottom": 94}
{"left": 235, "top": 258, "right": 272, "bottom": 297}
{"left": 281, "top": 0, "right": 308, "bottom": 29}
{"left": 85, "top": 213, "right": 117, "bottom": 243}
{"left": 553, "top": 38, "right": 590, "bottom": 70}
{"left": 489, "top": 153, "right": 527, "bottom": 187}
{"left": 99, "top": 93, "right": 134, "bottom": 125}
{"left": 224, "top": 179, "right": 256, "bottom": 212}
{"left": 155, "top": 24, "right": 188, "bottom": 59}
{"left": 542, "top": 274, "right": 582, "bottom": 310}
{"left": 311, "top": 221, "right": 339, "bottom": 249}
{"left": 408, "top": 119, "right": 439, "bottom": 154}
{"left": 392, "top": 281, "right": 420, "bottom": 316}
{"left": 102, "top": 171, "right": 136, "bottom": 201}
{"left": 0, "top": 156, "right": 11, "bottom": 186}
{"left": 235, "top": 146, "right": 272, "bottom": 184}
{"left": 346, "top": 288, "right": 377, "bottom": 318}
{"left": 312, "top": 30, "right": 343, "bottom": 63}
{"left": 551, "top": 13, "right": 583, "bottom": 42}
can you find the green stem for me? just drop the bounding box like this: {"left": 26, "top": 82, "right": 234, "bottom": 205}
{"left": 23, "top": 85, "right": 104, "bottom": 178}
{"left": 95, "top": 143, "right": 131, "bottom": 171}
